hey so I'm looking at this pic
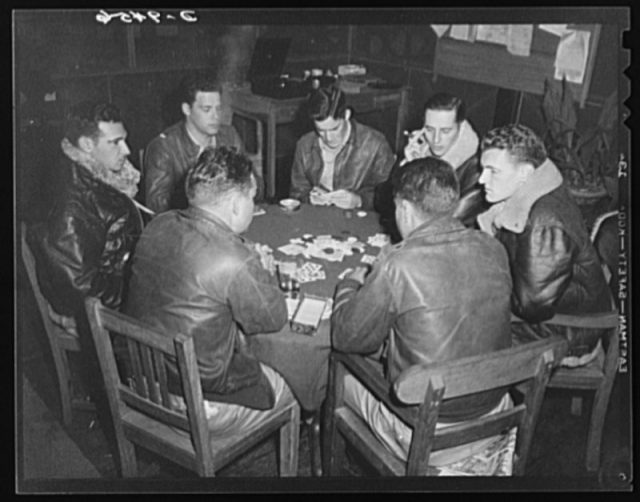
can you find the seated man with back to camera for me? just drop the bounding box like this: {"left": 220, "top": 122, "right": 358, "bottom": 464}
{"left": 375, "top": 92, "right": 487, "bottom": 231}
{"left": 477, "top": 124, "right": 614, "bottom": 367}
{"left": 144, "top": 73, "right": 260, "bottom": 214}
{"left": 125, "top": 146, "right": 295, "bottom": 431}
{"left": 290, "top": 86, "right": 395, "bottom": 210}
{"left": 331, "top": 157, "right": 514, "bottom": 473}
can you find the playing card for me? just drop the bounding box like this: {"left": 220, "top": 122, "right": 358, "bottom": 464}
{"left": 361, "top": 254, "right": 377, "bottom": 264}
{"left": 278, "top": 243, "right": 306, "bottom": 256}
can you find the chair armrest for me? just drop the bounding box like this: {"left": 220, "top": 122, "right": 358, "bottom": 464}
{"left": 333, "top": 352, "right": 418, "bottom": 427}
{"left": 511, "top": 311, "right": 618, "bottom": 329}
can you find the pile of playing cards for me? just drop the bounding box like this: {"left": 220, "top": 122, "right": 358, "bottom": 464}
{"left": 278, "top": 234, "right": 366, "bottom": 263}
{"left": 295, "top": 261, "right": 326, "bottom": 283}
{"left": 367, "top": 233, "right": 390, "bottom": 248}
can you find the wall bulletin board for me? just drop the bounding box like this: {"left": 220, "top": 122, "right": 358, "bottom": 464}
{"left": 433, "top": 24, "right": 601, "bottom": 108}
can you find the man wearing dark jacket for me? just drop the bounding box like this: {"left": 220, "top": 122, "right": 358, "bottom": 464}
{"left": 28, "top": 101, "right": 143, "bottom": 323}
{"left": 477, "top": 124, "right": 613, "bottom": 367}
{"left": 332, "top": 157, "right": 513, "bottom": 468}
{"left": 27, "top": 101, "right": 143, "bottom": 409}
{"left": 143, "top": 73, "right": 249, "bottom": 214}
{"left": 375, "top": 93, "right": 488, "bottom": 233}
{"left": 290, "top": 86, "right": 395, "bottom": 211}
{"left": 125, "top": 147, "right": 295, "bottom": 429}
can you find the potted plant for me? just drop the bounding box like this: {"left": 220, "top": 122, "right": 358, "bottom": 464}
{"left": 541, "top": 77, "right": 618, "bottom": 206}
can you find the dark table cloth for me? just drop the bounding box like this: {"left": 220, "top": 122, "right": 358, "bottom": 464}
{"left": 244, "top": 203, "right": 384, "bottom": 411}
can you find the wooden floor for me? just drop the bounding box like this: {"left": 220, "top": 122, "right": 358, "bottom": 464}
{"left": 16, "top": 243, "right": 632, "bottom": 492}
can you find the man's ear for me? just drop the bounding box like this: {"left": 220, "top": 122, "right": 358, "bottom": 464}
{"left": 181, "top": 102, "right": 191, "bottom": 118}
{"left": 77, "top": 136, "right": 95, "bottom": 153}
{"left": 518, "top": 162, "right": 535, "bottom": 183}
{"left": 344, "top": 108, "right": 352, "bottom": 121}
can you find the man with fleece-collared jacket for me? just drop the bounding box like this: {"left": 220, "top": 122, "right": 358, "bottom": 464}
{"left": 477, "top": 124, "right": 613, "bottom": 367}
{"left": 375, "top": 92, "right": 489, "bottom": 232}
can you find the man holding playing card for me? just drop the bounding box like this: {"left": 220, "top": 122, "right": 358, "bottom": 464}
{"left": 331, "top": 156, "right": 514, "bottom": 472}
{"left": 290, "top": 86, "right": 395, "bottom": 210}
{"left": 125, "top": 146, "right": 297, "bottom": 432}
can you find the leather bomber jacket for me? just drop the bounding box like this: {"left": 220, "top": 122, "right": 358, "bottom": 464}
{"left": 290, "top": 120, "right": 395, "bottom": 210}
{"left": 496, "top": 185, "right": 613, "bottom": 356}
{"left": 27, "top": 159, "right": 143, "bottom": 318}
{"left": 374, "top": 153, "right": 489, "bottom": 233}
{"left": 143, "top": 121, "right": 244, "bottom": 213}
{"left": 332, "top": 214, "right": 513, "bottom": 421}
{"left": 123, "top": 206, "right": 288, "bottom": 409}
{"left": 451, "top": 154, "right": 490, "bottom": 228}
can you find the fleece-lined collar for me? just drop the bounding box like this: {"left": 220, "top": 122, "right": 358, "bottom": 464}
{"left": 61, "top": 138, "right": 140, "bottom": 199}
{"left": 439, "top": 120, "right": 479, "bottom": 170}
{"left": 477, "top": 159, "right": 563, "bottom": 235}
{"left": 401, "top": 120, "right": 479, "bottom": 170}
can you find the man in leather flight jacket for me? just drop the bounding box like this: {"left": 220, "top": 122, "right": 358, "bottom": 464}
{"left": 375, "top": 93, "right": 489, "bottom": 238}
{"left": 477, "top": 124, "right": 613, "bottom": 367}
{"left": 28, "top": 101, "right": 143, "bottom": 322}
{"left": 143, "top": 73, "right": 248, "bottom": 214}
{"left": 125, "top": 147, "right": 296, "bottom": 424}
{"left": 331, "top": 157, "right": 513, "bottom": 467}
{"left": 290, "top": 86, "right": 395, "bottom": 211}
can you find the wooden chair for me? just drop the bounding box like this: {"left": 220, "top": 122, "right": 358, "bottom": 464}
{"left": 545, "top": 312, "right": 619, "bottom": 473}
{"left": 84, "top": 297, "right": 300, "bottom": 477}
{"left": 544, "top": 210, "right": 620, "bottom": 472}
{"left": 322, "top": 338, "right": 566, "bottom": 476}
{"left": 20, "top": 221, "right": 91, "bottom": 427}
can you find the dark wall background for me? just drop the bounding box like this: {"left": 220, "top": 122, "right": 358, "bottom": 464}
{"left": 15, "top": 13, "right": 623, "bottom": 217}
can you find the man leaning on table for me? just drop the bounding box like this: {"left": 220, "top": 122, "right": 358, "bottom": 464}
{"left": 143, "top": 72, "right": 255, "bottom": 214}
{"left": 331, "top": 157, "right": 514, "bottom": 472}
{"left": 125, "top": 146, "right": 295, "bottom": 430}
{"left": 290, "top": 85, "right": 395, "bottom": 210}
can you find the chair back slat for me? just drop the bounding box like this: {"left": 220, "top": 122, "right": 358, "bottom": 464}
{"left": 395, "top": 339, "right": 563, "bottom": 404}
{"left": 431, "top": 405, "right": 525, "bottom": 452}
{"left": 120, "top": 386, "right": 190, "bottom": 431}
{"left": 152, "top": 347, "right": 172, "bottom": 408}
{"left": 127, "top": 340, "right": 148, "bottom": 397}
{"left": 139, "top": 344, "right": 161, "bottom": 404}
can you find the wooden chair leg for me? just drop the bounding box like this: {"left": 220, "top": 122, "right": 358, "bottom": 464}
{"left": 279, "top": 403, "right": 300, "bottom": 477}
{"left": 56, "top": 348, "right": 74, "bottom": 427}
{"left": 570, "top": 396, "right": 583, "bottom": 416}
{"left": 119, "top": 437, "right": 138, "bottom": 477}
{"left": 308, "top": 410, "right": 322, "bottom": 476}
{"left": 585, "top": 384, "right": 614, "bottom": 472}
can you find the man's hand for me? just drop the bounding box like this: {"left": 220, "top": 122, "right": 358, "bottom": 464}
{"left": 255, "top": 243, "right": 276, "bottom": 274}
{"left": 403, "top": 128, "right": 430, "bottom": 163}
{"left": 310, "top": 188, "right": 331, "bottom": 206}
{"left": 327, "top": 189, "right": 362, "bottom": 209}
{"left": 344, "top": 266, "right": 368, "bottom": 285}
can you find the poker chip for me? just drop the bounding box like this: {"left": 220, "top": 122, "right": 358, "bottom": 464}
{"left": 357, "top": 211, "right": 367, "bottom": 217}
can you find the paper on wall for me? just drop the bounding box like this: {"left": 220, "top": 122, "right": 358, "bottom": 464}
{"left": 450, "top": 25, "right": 476, "bottom": 42}
{"left": 554, "top": 30, "right": 591, "bottom": 85}
{"left": 506, "top": 24, "right": 534, "bottom": 57}
{"left": 475, "top": 25, "right": 509, "bottom": 45}
{"left": 538, "top": 24, "right": 570, "bottom": 37}
{"left": 431, "top": 25, "right": 450, "bottom": 38}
